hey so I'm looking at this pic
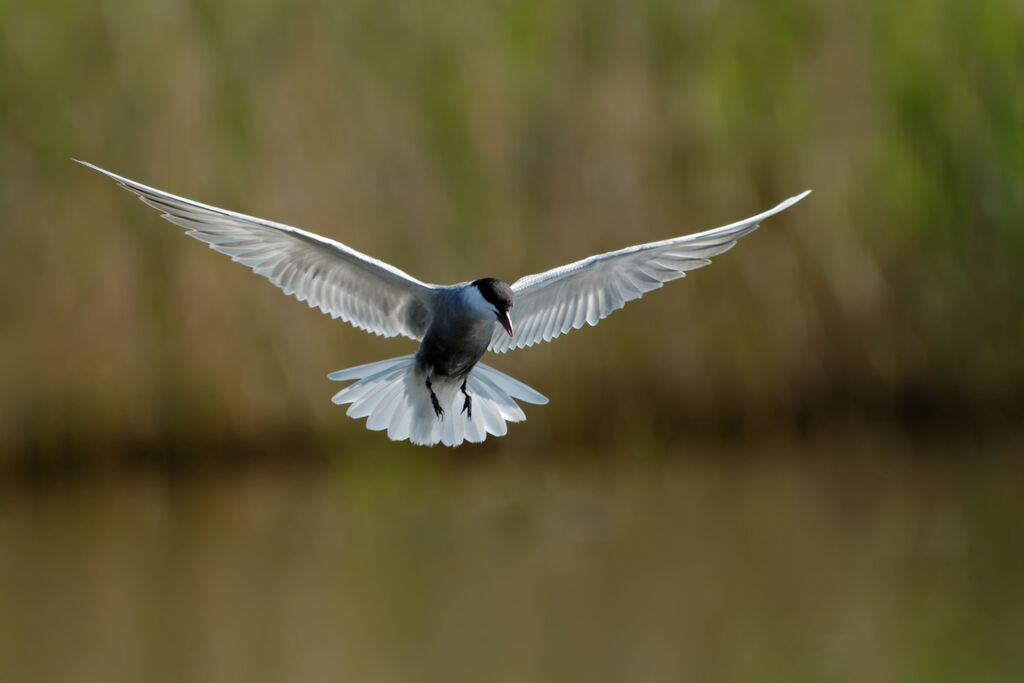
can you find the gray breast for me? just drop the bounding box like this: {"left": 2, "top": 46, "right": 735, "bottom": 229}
{"left": 415, "top": 288, "right": 495, "bottom": 378}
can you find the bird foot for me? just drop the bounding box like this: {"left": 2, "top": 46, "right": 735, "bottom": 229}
{"left": 426, "top": 378, "right": 444, "bottom": 419}
{"left": 460, "top": 379, "right": 472, "bottom": 419}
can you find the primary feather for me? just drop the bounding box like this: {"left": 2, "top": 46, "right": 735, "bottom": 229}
{"left": 74, "top": 159, "right": 436, "bottom": 340}
{"left": 488, "top": 191, "right": 811, "bottom": 352}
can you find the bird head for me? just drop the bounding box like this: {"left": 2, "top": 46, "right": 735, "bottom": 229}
{"left": 471, "top": 278, "right": 514, "bottom": 337}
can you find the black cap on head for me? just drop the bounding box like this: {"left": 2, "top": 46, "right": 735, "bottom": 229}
{"left": 471, "top": 278, "right": 513, "bottom": 312}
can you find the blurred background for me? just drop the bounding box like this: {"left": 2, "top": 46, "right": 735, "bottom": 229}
{"left": 1, "top": 0, "right": 1022, "bottom": 680}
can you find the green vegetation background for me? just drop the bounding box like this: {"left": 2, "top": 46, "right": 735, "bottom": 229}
{"left": 2, "top": 2, "right": 1024, "bottom": 681}
{"left": 1, "top": 0, "right": 1021, "bottom": 461}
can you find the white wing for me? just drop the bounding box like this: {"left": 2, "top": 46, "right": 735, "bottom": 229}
{"left": 78, "top": 160, "right": 437, "bottom": 340}
{"left": 489, "top": 191, "right": 811, "bottom": 353}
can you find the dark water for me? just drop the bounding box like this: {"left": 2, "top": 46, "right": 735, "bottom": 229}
{"left": 1, "top": 441, "right": 1022, "bottom": 683}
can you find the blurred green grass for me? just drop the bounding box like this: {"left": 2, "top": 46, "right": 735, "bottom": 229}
{"left": 1, "top": 0, "right": 1022, "bottom": 464}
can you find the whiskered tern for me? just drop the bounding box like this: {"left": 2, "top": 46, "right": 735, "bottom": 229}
{"left": 78, "top": 160, "right": 809, "bottom": 446}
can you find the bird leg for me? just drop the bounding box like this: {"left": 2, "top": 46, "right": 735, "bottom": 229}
{"left": 460, "top": 379, "right": 472, "bottom": 418}
{"left": 425, "top": 377, "right": 444, "bottom": 418}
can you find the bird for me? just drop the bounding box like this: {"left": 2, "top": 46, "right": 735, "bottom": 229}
{"left": 77, "top": 160, "right": 809, "bottom": 447}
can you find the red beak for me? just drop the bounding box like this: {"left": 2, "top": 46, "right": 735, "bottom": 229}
{"left": 497, "top": 311, "right": 514, "bottom": 337}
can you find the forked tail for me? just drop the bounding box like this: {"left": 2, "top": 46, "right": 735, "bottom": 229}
{"left": 328, "top": 355, "right": 548, "bottom": 447}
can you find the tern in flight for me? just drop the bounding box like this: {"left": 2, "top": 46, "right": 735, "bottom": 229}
{"left": 78, "top": 160, "right": 809, "bottom": 446}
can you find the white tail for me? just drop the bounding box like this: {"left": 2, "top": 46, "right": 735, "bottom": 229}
{"left": 328, "top": 355, "right": 548, "bottom": 446}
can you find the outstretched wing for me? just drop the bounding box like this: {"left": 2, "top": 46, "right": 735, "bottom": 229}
{"left": 489, "top": 191, "right": 810, "bottom": 353}
{"left": 78, "top": 160, "right": 437, "bottom": 340}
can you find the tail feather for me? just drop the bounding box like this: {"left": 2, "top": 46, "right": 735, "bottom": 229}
{"left": 387, "top": 392, "right": 416, "bottom": 442}
{"left": 470, "top": 373, "right": 525, "bottom": 423}
{"left": 466, "top": 381, "right": 508, "bottom": 437}
{"left": 342, "top": 366, "right": 406, "bottom": 419}
{"left": 364, "top": 379, "right": 407, "bottom": 431}
{"left": 330, "top": 357, "right": 410, "bottom": 407}
{"left": 327, "top": 356, "right": 413, "bottom": 381}
{"left": 473, "top": 363, "right": 549, "bottom": 405}
{"left": 328, "top": 355, "right": 547, "bottom": 447}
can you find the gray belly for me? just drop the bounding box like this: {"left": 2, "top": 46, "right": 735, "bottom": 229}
{"left": 416, "top": 318, "right": 494, "bottom": 379}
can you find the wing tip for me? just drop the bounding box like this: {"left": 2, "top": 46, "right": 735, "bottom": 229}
{"left": 788, "top": 189, "right": 812, "bottom": 205}
{"left": 73, "top": 158, "right": 127, "bottom": 185}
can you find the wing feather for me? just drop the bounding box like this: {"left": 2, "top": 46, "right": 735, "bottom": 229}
{"left": 78, "top": 160, "right": 437, "bottom": 340}
{"left": 489, "top": 191, "right": 810, "bottom": 352}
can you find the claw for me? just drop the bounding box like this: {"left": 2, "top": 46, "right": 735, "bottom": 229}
{"left": 426, "top": 377, "right": 444, "bottom": 419}
{"left": 460, "top": 379, "right": 472, "bottom": 419}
